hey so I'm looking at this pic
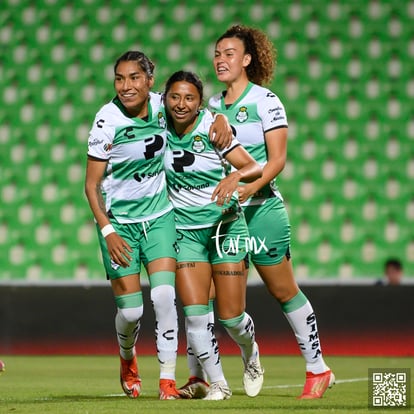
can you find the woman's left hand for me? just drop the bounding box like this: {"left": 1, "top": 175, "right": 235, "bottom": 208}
{"left": 209, "top": 114, "right": 233, "bottom": 150}
{"left": 237, "top": 183, "right": 256, "bottom": 204}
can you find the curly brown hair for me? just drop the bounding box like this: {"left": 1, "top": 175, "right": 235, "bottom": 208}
{"left": 216, "top": 25, "right": 276, "bottom": 86}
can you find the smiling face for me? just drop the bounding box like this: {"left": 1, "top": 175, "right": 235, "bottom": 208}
{"left": 114, "top": 60, "right": 154, "bottom": 117}
{"left": 165, "top": 81, "right": 201, "bottom": 135}
{"left": 214, "top": 37, "right": 251, "bottom": 85}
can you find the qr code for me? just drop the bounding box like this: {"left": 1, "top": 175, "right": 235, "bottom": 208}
{"left": 369, "top": 368, "right": 411, "bottom": 409}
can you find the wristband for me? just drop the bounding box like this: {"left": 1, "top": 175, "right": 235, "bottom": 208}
{"left": 101, "top": 224, "right": 115, "bottom": 238}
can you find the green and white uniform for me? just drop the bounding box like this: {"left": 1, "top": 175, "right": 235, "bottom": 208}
{"left": 88, "top": 92, "right": 171, "bottom": 223}
{"left": 88, "top": 92, "right": 176, "bottom": 277}
{"left": 165, "top": 109, "right": 249, "bottom": 264}
{"left": 209, "top": 82, "right": 290, "bottom": 265}
{"left": 210, "top": 83, "right": 329, "bottom": 375}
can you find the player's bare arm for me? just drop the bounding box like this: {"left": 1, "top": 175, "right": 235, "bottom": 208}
{"left": 85, "top": 156, "right": 132, "bottom": 267}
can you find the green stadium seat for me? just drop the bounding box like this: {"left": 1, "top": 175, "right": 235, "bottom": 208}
{"left": 1, "top": 1, "right": 413, "bottom": 281}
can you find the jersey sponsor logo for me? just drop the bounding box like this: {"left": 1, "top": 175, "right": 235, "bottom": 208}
{"left": 96, "top": 119, "right": 105, "bottom": 128}
{"left": 191, "top": 135, "right": 205, "bottom": 153}
{"left": 266, "top": 92, "right": 276, "bottom": 98}
{"left": 211, "top": 220, "right": 268, "bottom": 258}
{"left": 270, "top": 106, "right": 285, "bottom": 123}
{"left": 235, "top": 106, "right": 248, "bottom": 123}
{"left": 171, "top": 150, "right": 195, "bottom": 172}
{"left": 120, "top": 128, "right": 165, "bottom": 160}
{"left": 103, "top": 143, "right": 112, "bottom": 152}
{"left": 133, "top": 170, "right": 161, "bottom": 182}
{"left": 172, "top": 182, "right": 210, "bottom": 192}
{"left": 158, "top": 112, "right": 166, "bottom": 129}
{"left": 89, "top": 137, "right": 104, "bottom": 147}
{"left": 143, "top": 134, "right": 164, "bottom": 160}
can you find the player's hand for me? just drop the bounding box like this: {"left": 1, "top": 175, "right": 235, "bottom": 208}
{"left": 237, "top": 183, "right": 256, "bottom": 204}
{"left": 212, "top": 172, "right": 240, "bottom": 206}
{"left": 209, "top": 114, "right": 232, "bottom": 150}
{"left": 105, "top": 233, "right": 133, "bottom": 268}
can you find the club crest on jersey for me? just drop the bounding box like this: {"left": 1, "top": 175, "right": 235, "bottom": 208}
{"left": 158, "top": 112, "right": 166, "bottom": 129}
{"left": 192, "top": 135, "right": 205, "bottom": 153}
{"left": 235, "top": 106, "right": 248, "bottom": 123}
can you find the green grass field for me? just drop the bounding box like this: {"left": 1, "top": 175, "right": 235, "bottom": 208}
{"left": 0, "top": 355, "right": 411, "bottom": 413}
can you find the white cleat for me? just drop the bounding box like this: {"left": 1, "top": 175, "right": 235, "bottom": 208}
{"left": 243, "top": 342, "right": 264, "bottom": 397}
{"left": 203, "top": 380, "right": 232, "bottom": 400}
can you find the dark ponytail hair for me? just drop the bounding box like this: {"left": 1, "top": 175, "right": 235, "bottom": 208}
{"left": 164, "top": 70, "right": 204, "bottom": 103}
{"left": 114, "top": 51, "right": 155, "bottom": 78}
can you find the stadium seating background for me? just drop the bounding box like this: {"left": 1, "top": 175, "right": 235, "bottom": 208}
{"left": 1, "top": 0, "right": 413, "bottom": 282}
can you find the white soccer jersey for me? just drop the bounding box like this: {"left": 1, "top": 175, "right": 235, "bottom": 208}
{"left": 87, "top": 92, "right": 172, "bottom": 223}
{"left": 165, "top": 109, "right": 241, "bottom": 229}
{"left": 209, "top": 82, "right": 288, "bottom": 206}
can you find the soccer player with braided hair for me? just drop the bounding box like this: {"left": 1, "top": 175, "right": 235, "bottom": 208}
{"left": 85, "top": 51, "right": 232, "bottom": 400}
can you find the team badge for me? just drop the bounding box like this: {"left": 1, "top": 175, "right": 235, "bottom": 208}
{"left": 158, "top": 112, "right": 166, "bottom": 129}
{"left": 192, "top": 135, "right": 205, "bottom": 153}
{"left": 110, "top": 259, "right": 120, "bottom": 270}
{"left": 235, "top": 106, "right": 248, "bottom": 123}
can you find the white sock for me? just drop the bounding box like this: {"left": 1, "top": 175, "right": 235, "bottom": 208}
{"left": 282, "top": 291, "right": 328, "bottom": 374}
{"left": 186, "top": 300, "right": 214, "bottom": 381}
{"left": 220, "top": 312, "right": 256, "bottom": 364}
{"left": 115, "top": 306, "right": 143, "bottom": 360}
{"left": 151, "top": 284, "right": 178, "bottom": 380}
{"left": 185, "top": 307, "right": 227, "bottom": 384}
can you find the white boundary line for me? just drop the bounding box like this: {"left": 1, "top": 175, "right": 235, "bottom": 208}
{"left": 253, "top": 377, "right": 369, "bottom": 391}
{"left": 34, "top": 377, "right": 370, "bottom": 399}
{"left": 101, "top": 377, "right": 369, "bottom": 397}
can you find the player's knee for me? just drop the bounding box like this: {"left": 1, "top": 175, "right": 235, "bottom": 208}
{"left": 117, "top": 306, "right": 143, "bottom": 324}
{"left": 151, "top": 285, "right": 176, "bottom": 312}
{"left": 270, "top": 286, "right": 298, "bottom": 303}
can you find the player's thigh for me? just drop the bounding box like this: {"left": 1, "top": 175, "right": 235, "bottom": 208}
{"left": 147, "top": 257, "right": 176, "bottom": 275}
{"left": 175, "top": 227, "right": 213, "bottom": 305}
{"left": 176, "top": 261, "right": 212, "bottom": 306}
{"left": 111, "top": 273, "right": 142, "bottom": 296}
{"left": 255, "top": 257, "right": 299, "bottom": 303}
{"left": 212, "top": 261, "right": 247, "bottom": 320}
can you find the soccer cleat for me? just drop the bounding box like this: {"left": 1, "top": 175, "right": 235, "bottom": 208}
{"left": 120, "top": 355, "right": 141, "bottom": 398}
{"left": 243, "top": 342, "right": 264, "bottom": 397}
{"left": 298, "top": 369, "right": 335, "bottom": 399}
{"left": 159, "top": 379, "right": 181, "bottom": 400}
{"left": 178, "top": 376, "right": 210, "bottom": 399}
{"left": 203, "top": 380, "right": 232, "bottom": 400}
